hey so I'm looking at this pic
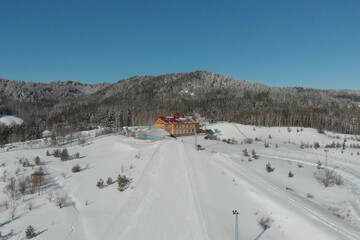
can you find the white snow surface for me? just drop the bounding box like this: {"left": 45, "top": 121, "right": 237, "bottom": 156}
{"left": 0, "top": 115, "right": 23, "bottom": 126}
{"left": 0, "top": 123, "right": 360, "bottom": 240}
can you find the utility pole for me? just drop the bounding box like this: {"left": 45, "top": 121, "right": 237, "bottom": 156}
{"left": 232, "top": 210, "right": 239, "bottom": 240}
{"left": 324, "top": 149, "right": 329, "bottom": 167}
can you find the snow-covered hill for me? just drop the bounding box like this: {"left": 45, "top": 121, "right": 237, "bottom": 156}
{"left": 0, "top": 115, "right": 23, "bottom": 126}
{"left": 0, "top": 123, "right": 359, "bottom": 239}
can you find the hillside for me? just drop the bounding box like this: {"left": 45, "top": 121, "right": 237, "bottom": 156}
{"left": 0, "top": 123, "right": 359, "bottom": 239}
{"left": 1, "top": 71, "right": 360, "bottom": 146}
{"left": 50, "top": 71, "right": 360, "bottom": 134}
{"left": 0, "top": 78, "right": 109, "bottom": 122}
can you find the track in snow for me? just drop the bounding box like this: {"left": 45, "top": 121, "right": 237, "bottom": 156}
{"left": 216, "top": 154, "right": 360, "bottom": 240}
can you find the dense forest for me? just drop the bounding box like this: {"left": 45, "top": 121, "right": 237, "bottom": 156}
{"left": 1, "top": 71, "right": 360, "bottom": 145}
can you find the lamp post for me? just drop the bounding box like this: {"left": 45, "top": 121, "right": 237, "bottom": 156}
{"left": 324, "top": 149, "right": 329, "bottom": 167}
{"left": 232, "top": 210, "right": 239, "bottom": 240}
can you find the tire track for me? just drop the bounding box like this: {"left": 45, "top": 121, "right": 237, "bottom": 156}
{"left": 181, "top": 143, "right": 210, "bottom": 240}
{"left": 216, "top": 154, "right": 360, "bottom": 240}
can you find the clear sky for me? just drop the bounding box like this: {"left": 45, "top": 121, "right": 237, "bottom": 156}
{"left": 0, "top": 0, "right": 359, "bottom": 89}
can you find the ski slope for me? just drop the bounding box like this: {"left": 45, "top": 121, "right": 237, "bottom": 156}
{"left": 0, "top": 123, "right": 359, "bottom": 239}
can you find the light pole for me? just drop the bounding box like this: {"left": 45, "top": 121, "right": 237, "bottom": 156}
{"left": 324, "top": 149, "right": 329, "bottom": 167}
{"left": 232, "top": 210, "right": 239, "bottom": 240}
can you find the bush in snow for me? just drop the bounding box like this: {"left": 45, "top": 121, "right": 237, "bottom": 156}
{"left": 306, "top": 193, "right": 314, "bottom": 199}
{"left": 25, "top": 225, "right": 35, "bottom": 239}
{"left": 257, "top": 215, "right": 273, "bottom": 230}
{"left": 118, "top": 174, "right": 130, "bottom": 192}
{"left": 75, "top": 152, "right": 80, "bottom": 159}
{"left": 242, "top": 149, "right": 249, "bottom": 157}
{"left": 97, "top": 179, "right": 104, "bottom": 189}
{"left": 56, "top": 195, "right": 67, "bottom": 208}
{"left": 315, "top": 169, "right": 343, "bottom": 188}
{"left": 316, "top": 160, "right": 322, "bottom": 170}
{"left": 288, "top": 171, "right": 294, "bottom": 178}
{"left": 72, "top": 164, "right": 81, "bottom": 173}
{"left": 46, "top": 150, "right": 51, "bottom": 156}
{"left": 53, "top": 149, "right": 61, "bottom": 158}
{"left": 34, "top": 156, "right": 41, "bottom": 165}
{"left": 314, "top": 142, "right": 320, "bottom": 149}
{"left": 266, "top": 162, "right": 274, "bottom": 173}
{"left": 107, "top": 177, "right": 113, "bottom": 185}
{"left": 61, "top": 149, "right": 69, "bottom": 161}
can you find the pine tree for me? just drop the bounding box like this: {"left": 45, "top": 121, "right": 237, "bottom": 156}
{"left": 117, "top": 174, "right": 129, "bottom": 191}
{"left": 61, "top": 149, "right": 69, "bottom": 161}
{"left": 34, "top": 156, "right": 41, "bottom": 165}
{"left": 25, "top": 225, "right": 35, "bottom": 239}
{"left": 50, "top": 132, "right": 57, "bottom": 147}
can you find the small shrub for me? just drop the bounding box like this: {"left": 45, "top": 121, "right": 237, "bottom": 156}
{"left": 251, "top": 149, "right": 258, "bottom": 159}
{"left": 75, "top": 152, "right": 80, "bottom": 159}
{"left": 315, "top": 169, "right": 343, "bottom": 187}
{"left": 53, "top": 149, "right": 61, "bottom": 158}
{"left": 46, "top": 150, "right": 51, "bottom": 156}
{"left": 285, "top": 186, "right": 294, "bottom": 191}
{"left": 306, "top": 193, "right": 314, "bottom": 199}
{"left": 107, "top": 177, "right": 112, "bottom": 185}
{"left": 118, "top": 174, "right": 130, "bottom": 191}
{"left": 314, "top": 142, "right": 320, "bottom": 149}
{"left": 34, "top": 156, "right": 41, "bottom": 165}
{"left": 275, "top": 144, "right": 279, "bottom": 148}
{"left": 243, "top": 138, "right": 253, "bottom": 144}
{"left": 297, "top": 163, "right": 303, "bottom": 168}
{"left": 287, "top": 127, "right": 292, "bottom": 133}
{"left": 56, "top": 195, "right": 67, "bottom": 208}
{"left": 257, "top": 215, "right": 273, "bottom": 230}
{"left": 264, "top": 142, "right": 269, "bottom": 148}
{"left": 25, "top": 225, "right": 36, "bottom": 239}
{"left": 266, "top": 162, "right": 274, "bottom": 173}
{"left": 268, "top": 134, "right": 272, "bottom": 139}
{"left": 60, "top": 172, "right": 67, "bottom": 179}
{"left": 97, "top": 179, "right": 104, "bottom": 189}
{"left": 316, "top": 160, "right": 322, "bottom": 170}
{"left": 242, "top": 149, "right": 249, "bottom": 157}
{"left": 26, "top": 201, "right": 34, "bottom": 211}
{"left": 317, "top": 128, "right": 325, "bottom": 134}
{"left": 72, "top": 164, "right": 81, "bottom": 173}
{"left": 288, "top": 171, "right": 294, "bottom": 178}
{"left": 61, "top": 149, "right": 69, "bottom": 161}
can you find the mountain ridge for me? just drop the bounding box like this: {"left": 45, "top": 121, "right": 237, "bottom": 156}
{"left": 1, "top": 71, "right": 360, "bottom": 144}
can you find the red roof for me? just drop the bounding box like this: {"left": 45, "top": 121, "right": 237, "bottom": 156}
{"left": 158, "top": 115, "right": 199, "bottom": 124}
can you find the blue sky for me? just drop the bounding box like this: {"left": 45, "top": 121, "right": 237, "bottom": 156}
{"left": 0, "top": 0, "right": 359, "bottom": 89}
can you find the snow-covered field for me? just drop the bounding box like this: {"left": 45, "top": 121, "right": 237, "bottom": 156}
{"left": 1, "top": 123, "right": 360, "bottom": 239}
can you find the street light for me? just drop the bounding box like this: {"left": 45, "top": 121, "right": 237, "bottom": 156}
{"left": 232, "top": 210, "right": 239, "bottom": 240}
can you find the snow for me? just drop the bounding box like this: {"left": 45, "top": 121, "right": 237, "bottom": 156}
{"left": 0, "top": 115, "right": 23, "bottom": 126}
{"left": 0, "top": 123, "right": 360, "bottom": 239}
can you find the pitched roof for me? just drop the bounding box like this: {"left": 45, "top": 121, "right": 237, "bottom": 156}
{"left": 157, "top": 115, "right": 199, "bottom": 124}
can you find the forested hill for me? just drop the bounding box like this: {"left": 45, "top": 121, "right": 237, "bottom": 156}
{"left": 0, "top": 78, "right": 109, "bottom": 121}
{"left": 1, "top": 71, "right": 360, "bottom": 144}
{"left": 50, "top": 71, "right": 360, "bottom": 135}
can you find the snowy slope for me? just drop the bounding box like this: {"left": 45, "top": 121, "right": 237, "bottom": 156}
{"left": 0, "top": 124, "right": 360, "bottom": 240}
{"left": 0, "top": 115, "right": 23, "bottom": 126}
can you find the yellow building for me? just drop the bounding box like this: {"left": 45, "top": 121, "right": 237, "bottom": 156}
{"left": 154, "top": 112, "right": 200, "bottom": 136}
